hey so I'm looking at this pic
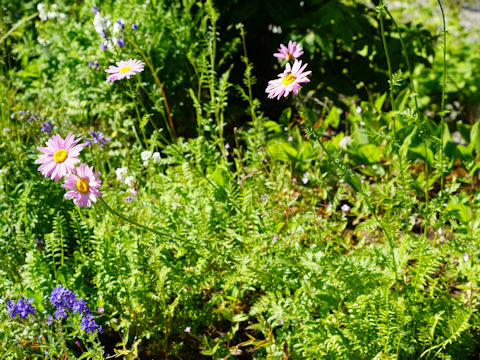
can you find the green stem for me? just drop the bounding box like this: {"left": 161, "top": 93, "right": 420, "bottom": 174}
{"left": 384, "top": 5, "right": 430, "bottom": 237}
{"left": 126, "top": 36, "right": 176, "bottom": 140}
{"left": 437, "top": 0, "right": 447, "bottom": 192}
{"left": 0, "top": 12, "right": 38, "bottom": 44}
{"left": 127, "top": 79, "right": 147, "bottom": 145}
{"left": 378, "top": 2, "right": 407, "bottom": 194}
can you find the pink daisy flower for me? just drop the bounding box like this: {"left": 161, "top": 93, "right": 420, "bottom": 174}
{"left": 266, "top": 60, "right": 311, "bottom": 100}
{"left": 35, "top": 133, "right": 84, "bottom": 182}
{"left": 273, "top": 41, "right": 304, "bottom": 60}
{"left": 105, "top": 59, "right": 145, "bottom": 83}
{"left": 61, "top": 164, "right": 102, "bottom": 208}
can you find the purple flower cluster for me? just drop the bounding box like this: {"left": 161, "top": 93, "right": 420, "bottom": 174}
{"left": 81, "top": 314, "right": 103, "bottom": 333}
{"left": 7, "top": 287, "right": 103, "bottom": 334}
{"left": 49, "top": 286, "right": 89, "bottom": 319}
{"left": 6, "top": 297, "right": 36, "bottom": 319}
{"left": 48, "top": 286, "right": 103, "bottom": 333}
{"left": 85, "top": 130, "right": 111, "bottom": 147}
{"left": 17, "top": 110, "right": 45, "bottom": 123}
{"left": 41, "top": 120, "right": 54, "bottom": 134}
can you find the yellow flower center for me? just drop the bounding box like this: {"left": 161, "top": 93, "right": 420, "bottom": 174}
{"left": 120, "top": 66, "right": 131, "bottom": 73}
{"left": 53, "top": 149, "right": 68, "bottom": 163}
{"left": 286, "top": 53, "right": 294, "bottom": 60}
{"left": 76, "top": 178, "right": 90, "bottom": 194}
{"left": 282, "top": 73, "right": 296, "bottom": 86}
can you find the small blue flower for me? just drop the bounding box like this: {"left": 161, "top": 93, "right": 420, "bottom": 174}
{"left": 6, "top": 297, "right": 36, "bottom": 319}
{"left": 81, "top": 314, "right": 102, "bottom": 333}
{"left": 87, "top": 131, "right": 110, "bottom": 147}
{"left": 131, "top": 24, "right": 138, "bottom": 30}
{"left": 73, "top": 298, "right": 89, "bottom": 314}
{"left": 116, "top": 19, "right": 125, "bottom": 30}
{"left": 54, "top": 307, "right": 68, "bottom": 319}
{"left": 49, "top": 286, "right": 90, "bottom": 320}
{"left": 117, "top": 38, "right": 125, "bottom": 48}
{"left": 92, "top": 6, "right": 99, "bottom": 14}
{"left": 88, "top": 61, "right": 94, "bottom": 67}
{"left": 125, "top": 196, "right": 132, "bottom": 203}
{"left": 101, "top": 42, "right": 108, "bottom": 51}
{"left": 101, "top": 29, "right": 107, "bottom": 39}
{"left": 41, "top": 120, "right": 53, "bottom": 135}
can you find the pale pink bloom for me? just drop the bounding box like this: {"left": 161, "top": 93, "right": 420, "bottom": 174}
{"left": 61, "top": 164, "right": 102, "bottom": 207}
{"left": 105, "top": 59, "right": 145, "bottom": 83}
{"left": 35, "top": 133, "right": 84, "bottom": 182}
{"left": 266, "top": 60, "right": 311, "bottom": 100}
{"left": 273, "top": 40, "right": 304, "bottom": 60}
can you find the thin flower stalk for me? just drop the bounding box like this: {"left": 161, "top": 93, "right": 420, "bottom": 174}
{"left": 378, "top": 2, "right": 407, "bottom": 196}
{"left": 383, "top": 5, "right": 430, "bottom": 237}
{"left": 437, "top": 0, "right": 447, "bottom": 192}
{"left": 126, "top": 35, "right": 176, "bottom": 140}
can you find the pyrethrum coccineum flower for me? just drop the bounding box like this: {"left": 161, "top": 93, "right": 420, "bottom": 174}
{"left": 266, "top": 60, "right": 311, "bottom": 100}
{"left": 35, "top": 133, "right": 84, "bottom": 182}
{"left": 105, "top": 59, "right": 145, "bottom": 83}
{"left": 273, "top": 40, "right": 304, "bottom": 60}
{"left": 62, "top": 163, "right": 102, "bottom": 207}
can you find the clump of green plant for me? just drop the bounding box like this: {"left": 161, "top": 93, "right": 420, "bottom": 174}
{"left": 1, "top": 0, "right": 480, "bottom": 359}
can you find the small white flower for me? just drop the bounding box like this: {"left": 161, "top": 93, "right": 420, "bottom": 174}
{"left": 141, "top": 151, "right": 152, "bottom": 161}
{"left": 47, "top": 11, "right": 57, "bottom": 20}
{"left": 341, "top": 204, "right": 351, "bottom": 213}
{"left": 93, "top": 13, "right": 102, "bottom": 33}
{"left": 115, "top": 167, "right": 128, "bottom": 181}
{"left": 356, "top": 105, "right": 362, "bottom": 113}
{"left": 57, "top": 13, "right": 66, "bottom": 23}
{"left": 93, "top": 13, "right": 110, "bottom": 34}
{"left": 38, "top": 3, "right": 47, "bottom": 21}
{"left": 302, "top": 171, "right": 309, "bottom": 184}
{"left": 463, "top": 252, "right": 469, "bottom": 262}
{"left": 124, "top": 176, "right": 135, "bottom": 187}
{"left": 113, "top": 19, "right": 123, "bottom": 35}
{"left": 326, "top": 203, "right": 333, "bottom": 213}
{"left": 152, "top": 152, "right": 161, "bottom": 163}
{"left": 37, "top": 37, "right": 50, "bottom": 46}
{"left": 338, "top": 136, "right": 351, "bottom": 149}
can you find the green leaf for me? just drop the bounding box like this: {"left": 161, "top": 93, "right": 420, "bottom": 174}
{"left": 232, "top": 313, "right": 249, "bottom": 322}
{"left": 374, "top": 93, "right": 387, "bottom": 113}
{"left": 325, "top": 106, "right": 340, "bottom": 128}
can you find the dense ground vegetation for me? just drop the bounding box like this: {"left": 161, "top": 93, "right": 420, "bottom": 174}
{"left": 2, "top": 0, "right": 480, "bottom": 359}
